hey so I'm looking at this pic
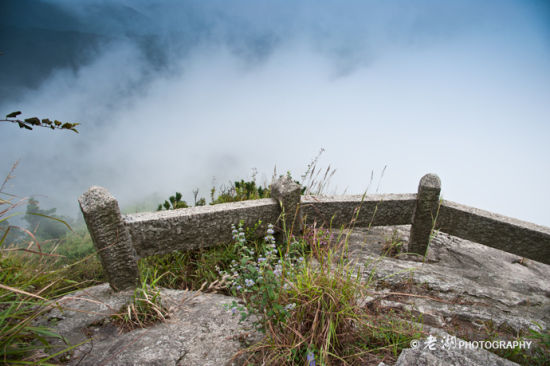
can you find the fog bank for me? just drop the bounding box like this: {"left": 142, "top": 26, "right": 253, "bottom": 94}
{"left": 1, "top": 0, "right": 549, "bottom": 226}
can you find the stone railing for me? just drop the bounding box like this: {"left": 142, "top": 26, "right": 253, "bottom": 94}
{"left": 79, "top": 174, "right": 550, "bottom": 291}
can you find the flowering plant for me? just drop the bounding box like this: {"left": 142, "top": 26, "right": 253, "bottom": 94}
{"left": 221, "top": 221, "right": 305, "bottom": 331}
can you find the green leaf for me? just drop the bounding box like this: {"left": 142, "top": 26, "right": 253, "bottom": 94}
{"left": 26, "top": 326, "right": 65, "bottom": 339}
{"left": 17, "top": 122, "right": 32, "bottom": 130}
{"left": 26, "top": 212, "right": 72, "bottom": 231}
{"left": 24, "top": 117, "right": 40, "bottom": 126}
{"left": 6, "top": 111, "right": 21, "bottom": 118}
{"left": 0, "top": 225, "right": 10, "bottom": 247}
{"left": 38, "top": 338, "right": 91, "bottom": 364}
{"left": 0, "top": 212, "right": 23, "bottom": 225}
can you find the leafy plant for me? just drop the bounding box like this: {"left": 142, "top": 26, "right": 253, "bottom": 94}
{"left": 1, "top": 111, "right": 79, "bottom": 133}
{"left": 527, "top": 322, "right": 550, "bottom": 365}
{"left": 157, "top": 192, "right": 188, "bottom": 211}
{"left": 221, "top": 222, "right": 307, "bottom": 331}
{"left": 485, "top": 321, "right": 550, "bottom": 366}
{"left": 381, "top": 229, "right": 404, "bottom": 258}
{"left": 156, "top": 177, "right": 271, "bottom": 211}
{"left": 192, "top": 188, "right": 206, "bottom": 207}
{"left": 211, "top": 179, "right": 271, "bottom": 205}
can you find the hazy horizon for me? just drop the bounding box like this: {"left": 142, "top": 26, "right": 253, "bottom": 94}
{"left": 1, "top": 0, "right": 549, "bottom": 226}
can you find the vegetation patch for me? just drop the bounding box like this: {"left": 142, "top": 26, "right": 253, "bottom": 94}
{"left": 380, "top": 229, "right": 404, "bottom": 258}
{"left": 221, "top": 222, "right": 424, "bottom": 365}
{"left": 111, "top": 270, "right": 170, "bottom": 332}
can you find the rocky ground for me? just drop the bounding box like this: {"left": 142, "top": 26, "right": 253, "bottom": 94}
{"left": 37, "top": 225, "right": 549, "bottom": 365}
{"left": 344, "top": 225, "right": 549, "bottom": 365}
{"left": 347, "top": 226, "right": 549, "bottom": 336}
{"left": 39, "top": 285, "right": 258, "bottom": 366}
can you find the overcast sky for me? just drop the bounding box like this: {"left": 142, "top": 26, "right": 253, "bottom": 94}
{"left": 1, "top": 0, "right": 549, "bottom": 226}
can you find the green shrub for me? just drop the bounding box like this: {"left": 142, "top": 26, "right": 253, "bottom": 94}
{"left": 211, "top": 179, "right": 271, "bottom": 205}
{"left": 24, "top": 198, "right": 71, "bottom": 241}
{"left": 157, "top": 192, "right": 189, "bottom": 211}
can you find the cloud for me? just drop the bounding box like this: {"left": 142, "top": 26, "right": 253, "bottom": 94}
{"left": 1, "top": 0, "right": 549, "bottom": 226}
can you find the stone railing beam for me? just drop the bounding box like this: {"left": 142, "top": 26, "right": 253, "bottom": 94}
{"left": 437, "top": 200, "right": 550, "bottom": 265}
{"left": 125, "top": 199, "right": 279, "bottom": 258}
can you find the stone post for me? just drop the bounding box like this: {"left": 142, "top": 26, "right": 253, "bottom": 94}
{"left": 271, "top": 175, "right": 302, "bottom": 240}
{"left": 409, "top": 173, "right": 441, "bottom": 256}
{"left": 79, "top": 186, "right": 139, "bottom": 291}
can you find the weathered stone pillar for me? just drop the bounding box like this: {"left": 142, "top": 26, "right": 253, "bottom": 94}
{"left": 79, "top": 186, "right": 139, "bottom": 291}
{"left": 409, "top": 174, "right": 441, "bottom": 256}
{"left": 271, "top": 175, "right": 302, "bottom": 240}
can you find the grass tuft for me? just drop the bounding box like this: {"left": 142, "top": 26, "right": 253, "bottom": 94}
{"left": 111, "top": 269, "right": 169, "bottom": 331}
